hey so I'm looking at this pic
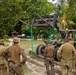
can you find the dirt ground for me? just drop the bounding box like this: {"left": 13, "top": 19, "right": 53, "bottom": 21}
{"left": 25, "top": 55, "right": 61, "bottom": 75}
{"left": 26, "top": 56, "right": 46, "bottom": 75}
{"left": 25, "top": 55, "right": 76, "bottom": 75}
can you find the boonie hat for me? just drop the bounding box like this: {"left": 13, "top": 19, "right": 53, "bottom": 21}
{"left": 13, "top": 37, "right": 19, "bottom": 43}
{"left": 0, "top": 39, "right": 4, "bottom": 44}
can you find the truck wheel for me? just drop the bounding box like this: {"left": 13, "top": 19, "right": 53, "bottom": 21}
{"left": 36, "top": 44, "right": 46, "bottom": 56}
{"left": 54, "top": 46, "right": 61, "bottom": 61}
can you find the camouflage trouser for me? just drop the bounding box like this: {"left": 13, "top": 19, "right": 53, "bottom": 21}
{"left": 8, "top": 62, "right": 24, "bottom": 75}
{"left": 73, "top": 57, "right": 76, "bottom": 69}
{"left": 0, "top": 64, "right": 7, "bottom": 75}
{"left": 44, "top": 57, "right": 54, "bottom": 75}
{"left": 61, "top": 59, "right": 73, "bottom": 75}
{"left": 72, "top": 59, "right": 75, "bottom": 69}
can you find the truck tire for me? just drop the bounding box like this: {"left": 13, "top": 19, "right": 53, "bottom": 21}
{"left": 36, "top": 44, "right": 61, "bottom": 61}
{"left": 54, "top": 43, "right": 61, "bottom": 61}
{"left": 36, "top": 44, "right": 46, "bottom": 56}
{"left": 54, "top": 46, "right": 61, "bottom": 61}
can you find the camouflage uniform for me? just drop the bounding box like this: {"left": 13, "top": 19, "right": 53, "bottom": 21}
{"left": 66, "top": 37, "right": 76, "bottom": 69}
{"left": 69, "top": 39, "right": 76, "bottom": 69}
{"left": 0, "top": 39, "right": 7, "bottom": 75}
{"left": 57, "top": 41, "right": 76, "bottom": 75}
{"left": 4, "top": 37, "right": 27, "bottom": 75}
{"left": 44, "top": 41, "right": 54, "bottom": 75}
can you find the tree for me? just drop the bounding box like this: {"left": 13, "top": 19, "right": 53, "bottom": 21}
{"left": 66, "top": 0, "right": 76, "bottom": 29}
{"left": 0, "top": 0, "right": 24, "bottom": 38}
{"left": 0, "top": 0, "right": 54, "bottom": 38}
{"left": 57, "top": 0, "right": 76, "bottom": 29}
{"left": 22, "top": 0, "right": 54, "bottom": 25}
{"left": 20, "top": 0, "right": 54, "bottom": 37}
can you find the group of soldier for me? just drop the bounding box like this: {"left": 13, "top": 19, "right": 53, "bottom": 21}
{"left": 0, "top": 36, "right": 76, "bottom": 75}
{"left": 0, "top": 37, "right": 27, "bottom": 75}
{"left": 44, "top": 37, "right": 76, "bottom": 75}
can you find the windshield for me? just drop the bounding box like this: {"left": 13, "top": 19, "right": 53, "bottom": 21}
{"left": 56, "top": 30, "right": 76, "bottom": 41}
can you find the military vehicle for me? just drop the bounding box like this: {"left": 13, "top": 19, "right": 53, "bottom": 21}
{"left": 32, "top": 13, "right": 76, "bottom": 61}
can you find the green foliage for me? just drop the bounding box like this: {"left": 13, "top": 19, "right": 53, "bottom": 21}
{"left": 58, "top": 0, "right": 76, "bottom": 29}
{"left": 0, "top": 0, "right": 24, "bottom": 38}
{"left": 0, "top": 0, "right": 75, "bottom": 39}
{"left": 22, "top": 0, "right": 54, "bottom": 24}
{"left": 67, "top": 24, "right": 76, "bottom": 29}
{"left": 32, "top": 27, "right": 52, "bottom": 39}
{"left": 0, "top": 0, "right": 54, "bottom": 38}
{"left": 66, "top": 0, "right": 76, "bottom": 29}
{"left": 21, "top": 0, "right": 54, "bottom": 38}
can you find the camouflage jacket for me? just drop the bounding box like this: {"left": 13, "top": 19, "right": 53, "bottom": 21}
{"left": 4, "top": 44, "right": 27, "bottom": 64}
{"left": 0, "top": 45, "right": 6, "bottom": 64}
{"left": 44, "top": 45, "right": 54, "bottom": 58}
{"left": 57, "top": 42, "right": 76, "bottom": 60}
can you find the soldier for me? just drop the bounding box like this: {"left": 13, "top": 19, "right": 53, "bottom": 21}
{"left": 57, "top": 37, "right": 76, "bottom": 75}
{"left": 68, "top": 37, "right": 76, "bottom": 69}
{"left": 4, "top": 37, "right": 27, "bottom": 75}
{"left": 0, "top": 39, "right": 7, "bottom": 75}
{"left": 44, "top": 41, "right": 54, "bottom": 75}
{"left": 67, "top": 37, "right": 74, "bottom": 45}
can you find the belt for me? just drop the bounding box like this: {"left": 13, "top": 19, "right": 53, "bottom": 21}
{"left": 9, "top": 60, "right": 15, "bottom": 64}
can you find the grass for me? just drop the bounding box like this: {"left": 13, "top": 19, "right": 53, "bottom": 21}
{"left": 5, "top": 39, "right": 45, "bottom": 58}
{"left": 5, "top": 39, "right": 45, "bottom": 55}
{"left": 19, "top": 40, "right": 44, "bottom": 55}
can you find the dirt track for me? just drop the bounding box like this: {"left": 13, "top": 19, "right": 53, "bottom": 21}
{"left": 25, "top": 55, "right": 76, "bottom": 75}
{"left": 25, "top": 56, "right": 62, "bottom": 75}
{"left": 26, "top": 56, "right": 46, "bottom": 75}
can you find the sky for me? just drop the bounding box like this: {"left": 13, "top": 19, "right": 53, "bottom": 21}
{"left": 48, "top": 0, "right": 58, "bottom": 4}
{"left": 48, "top": 0, "right": 67, "bottom": 4}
